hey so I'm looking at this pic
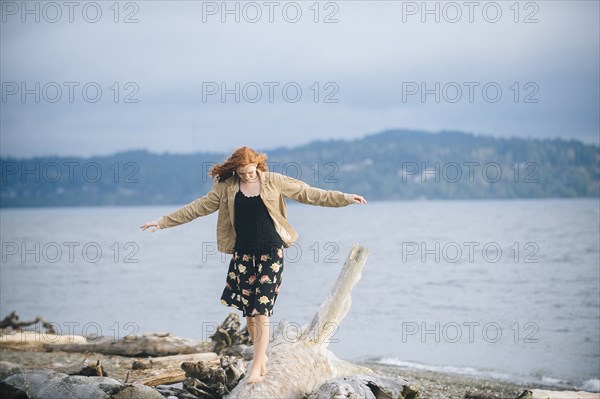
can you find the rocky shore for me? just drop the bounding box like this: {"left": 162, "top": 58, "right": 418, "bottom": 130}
{"left": 2, "top": 338, "right": 597, "bottom": 399}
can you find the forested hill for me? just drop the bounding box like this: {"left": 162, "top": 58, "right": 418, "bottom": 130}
{"left": 1, "top": 129, "right": 598, "bottom": 207}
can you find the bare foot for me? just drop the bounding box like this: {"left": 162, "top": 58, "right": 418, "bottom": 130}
{"left": 261, "top": 355, "right": 268, "bottom": 376}
{"left": 247, "top": 365, "right": 264, "bottom": 384}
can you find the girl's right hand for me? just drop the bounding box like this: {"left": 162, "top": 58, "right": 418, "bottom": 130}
{"left": 140, "top": 220, "right": 161, "bottom": 233}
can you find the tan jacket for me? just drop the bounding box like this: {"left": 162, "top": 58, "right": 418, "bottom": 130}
{"left": 157, "top": 170, "right": 356, "bottom": 254}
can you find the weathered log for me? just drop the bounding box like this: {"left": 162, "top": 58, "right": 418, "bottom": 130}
{"left": 177, "top": 355, "right": 247, "bottom": 398}
{"left": 0, "top": 311, "right": 57, "bottom": 334}
{"left": 43, "top": 331, "right": 214, "bottom": 357}
{"left": 1, "top": 331, "right": 87, "bottom": 350}
{"left": 225, "top": 244, "right": 416, "bottom": 398}
{"left": 133, "top": 351, "right": 219, "bottom": 371}
{"left": 137, "top": 354, "right": 243, "bottom": 390}
{"left": 210, "top": 313, "right": 252, "bottom": 355}
{"left": 138, "top": 370, "right": 187, "bottom": 386}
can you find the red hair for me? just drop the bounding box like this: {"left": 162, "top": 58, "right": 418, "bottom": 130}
{"left": 209, "top": 146, "right": 269, "bottom": 182}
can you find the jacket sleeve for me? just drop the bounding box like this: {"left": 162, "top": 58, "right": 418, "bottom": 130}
{"left": 278, "top": 174, "right": 355, "bottom": 207}
{"left": 157, "top": 183, "right": 221, "bottom": 229}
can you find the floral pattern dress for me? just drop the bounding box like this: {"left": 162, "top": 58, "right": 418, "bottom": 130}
{"left": 220, "top": 245, "right": 284, "bottom": 317}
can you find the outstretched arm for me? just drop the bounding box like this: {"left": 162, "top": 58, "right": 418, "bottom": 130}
{"left": 139, "top": 184, "right": 221, "bottom": 232}
{"left": 278, "top": 174, "right": 367, "bottom": 207}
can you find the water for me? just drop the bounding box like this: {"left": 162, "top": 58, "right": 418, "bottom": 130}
{"left": 1, "top": 198, "right": 599, "bottom": 390}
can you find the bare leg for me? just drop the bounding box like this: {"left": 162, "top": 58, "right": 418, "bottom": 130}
{"left": 245, "top": 315, "right": 268, "bottom": 376}
{"left": 246, "top": 314, "right": 269, "bottom": 383}
{"left": 245, "top": 315, "right": 256, "bottom": 342}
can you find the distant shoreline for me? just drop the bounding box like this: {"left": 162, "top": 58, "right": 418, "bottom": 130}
{"left": 1, "top": 196, "right": 599, "bottom": 210}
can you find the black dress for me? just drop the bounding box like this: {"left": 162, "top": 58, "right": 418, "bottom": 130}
{"left": 219, "top": 180, "right": 285, "bottom": 317}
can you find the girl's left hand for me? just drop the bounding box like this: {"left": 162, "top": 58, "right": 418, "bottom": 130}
{"left": 352, "top": 194, "right": 367, "bottom": 204}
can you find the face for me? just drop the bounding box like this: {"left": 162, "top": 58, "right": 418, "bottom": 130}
{"left": 236, "top": 163, "right": 258, "bottom": 182}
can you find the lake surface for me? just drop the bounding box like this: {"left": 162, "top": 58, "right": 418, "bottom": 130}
{"left": 1, "top": 198, "right": 599, "bottom": 390}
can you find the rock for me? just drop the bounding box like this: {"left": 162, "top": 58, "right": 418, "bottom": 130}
{"left": 2, "top": 368, "right": 164, "bottom": 399}
{"left": 155, "top": 384, "right": 200, "bottom": 399}
{"left": 110, "top": 384, "right": 164, "bottom": 399}
{"left": 0, "top": 381, "right": 29, "bottom": 399}
{"left": 0, "top": 361, "right": 22, "bottom": 380}
{"left": 4, "top": 369, "right": 119, "bottom": 398}
{"left": 520, "top": 389, "right": 600, "bottom": 399}
{"left": 306, "top": 374, "right": 419, "bottom": 399}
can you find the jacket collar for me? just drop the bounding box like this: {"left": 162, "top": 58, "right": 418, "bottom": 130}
{"left": 225, "top": 168, "right": 266, "bottom": 187}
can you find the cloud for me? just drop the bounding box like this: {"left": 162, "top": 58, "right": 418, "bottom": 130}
{"left": 1, "top": 0, "right": 598, "bottom": 157}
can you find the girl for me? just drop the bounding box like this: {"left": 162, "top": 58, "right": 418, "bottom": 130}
{"left": 140, "top": 146, "right": 367, "bottom": 384}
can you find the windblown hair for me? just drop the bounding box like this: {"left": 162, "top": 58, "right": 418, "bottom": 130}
{"left": 208, "top": 146, "right": 269, "bottom": 182}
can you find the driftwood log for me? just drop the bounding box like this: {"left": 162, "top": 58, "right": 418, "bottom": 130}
{"left": 134, "top": 352, "right": 219, "bottom": 372}
{"left": 134, "top": 352, "right": 220, "bottom": 386}
{"left": 0, "top": 331, "right": 88, "bottom": 350}
{"left": 181, "top": 356, "right": 247, "bottom": 398}
{"left": 42, "top": 331, "right": 214, "bottom": 357}
{"left": 225, "top": 243, "right": 419, "bottom": 398}
{"left": 209, "top": 312, "right": 252, "bottom": 356}
{"left": 0, "top": 311, "right": 57, "bottom": 334}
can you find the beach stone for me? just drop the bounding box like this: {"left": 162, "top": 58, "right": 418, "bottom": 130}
{"left": 306, "top": 374, "right": 419, "bottom": 399}
{"left": 111, "top": 384, "right": 164, "bottom": 399}
{"left": 0, "top": 361, "right": 22, "bottom": 380}
{"left": 0, "top": 381, "right": 29, "bottom": 399}
{"left": 156, "top": 385, "right": 199, "bottom": 399}
{"left": 3, "top": 368, "right": 163, "bottom": 399}
{"left": 4, "top": 369, "right": 118, "bottom": 398}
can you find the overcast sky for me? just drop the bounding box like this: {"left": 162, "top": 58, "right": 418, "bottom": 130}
{"left": 1, "top": 0, "right": 598, "bottom": 158}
